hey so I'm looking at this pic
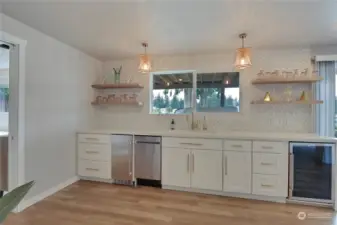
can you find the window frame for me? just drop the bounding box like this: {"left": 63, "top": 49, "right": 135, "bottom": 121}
{"left": 149, "top": 70, "right": 241, "bottom": 114}
{"left": 149, "top": 70, "right": 197, "bottom": 115}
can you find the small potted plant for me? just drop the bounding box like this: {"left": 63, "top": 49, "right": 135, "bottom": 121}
{"left": 0, "top": 181, "right": 34, "bottom": 223}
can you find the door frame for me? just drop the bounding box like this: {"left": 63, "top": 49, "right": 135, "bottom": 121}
{"left": 0, "top": 31, "right": 26, "bottom": 212}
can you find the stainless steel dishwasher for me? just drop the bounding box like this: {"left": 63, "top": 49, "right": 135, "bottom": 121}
{"left": 134, "top": 135, "right": 161, "bottom": 187}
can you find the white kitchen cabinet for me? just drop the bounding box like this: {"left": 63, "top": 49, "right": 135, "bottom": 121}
{"left": 78, "top": 159, "right": 111, "bottom": 179}
{"left": 77, "top": 133, "right": 112, "bottom": 180}
{"left": 252, "top": 174, "right": 287, "bottom": 197}
{"left": 162, "top": 147, "right": 191, "bottom": 188}
{"left": 191, "top": 150, "right": 223, "bottom": 191}
{"left": 223, "top": 151, "right": 252, "bottom": 194}
{"left": 252, "top": 141, "right": 288, "bottom": 197}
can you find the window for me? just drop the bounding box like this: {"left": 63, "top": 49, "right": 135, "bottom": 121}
{"left": 151, "top": 71, "right": 193, "bottom": 114}
{"left": 0, "top": 86, "right": 8, "bottom": 113}
{"left": 315, "top": 60, "right": 335, "bottom": 137}
{"left": 150, "top": 71, "right": 240, "bottom": 114}
{"left": 196, "top": 73, "right": 240, "bottom": 112}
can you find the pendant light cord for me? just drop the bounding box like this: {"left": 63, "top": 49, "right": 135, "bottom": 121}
{"left": 142, "top": 42, "right": 148, "bottom": 55}
{"left": 239, "top": 33, "right": 247, "bottom": 48}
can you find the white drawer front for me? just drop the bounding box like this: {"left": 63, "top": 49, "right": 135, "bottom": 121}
{"left": 78, "top": 143, "right": 111, "bottom": 161}
{"left": 253, "top": 153, "right": 286, "bottom": 175}
{"left": 224, "top": 140, "right": 252, "bottom": 152}
{"left": 78, "top": 160, "right": 111, "bottom": 179}
{"left": 253, "top": 141, "right": 287, "bottom": 154}
{"left": 252, "top": 174, "right": 287, "bottom": 197}
{"left": 78, "top": 134, "right": 110, "bottom": 144}
{"left": 162, "top": 137, "right": 222, "bottom": 150}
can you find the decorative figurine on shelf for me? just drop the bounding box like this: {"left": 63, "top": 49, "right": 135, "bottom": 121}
{"left": 108, "top": 94, "right": 114, "bottom": 103}
{"left": 284, "top": 85, "right": 292, "bottom": 102}
{"left": 129, "top": 93, "right": 137, "bottom": 103}
{"left": 293, "top": 69, "right": 299, "bottom": 79}
{"left": 121, "top": 94, "right": 128, "bottom": 103}
{"left": 312, "top": 70, "right": 318, "bottom": 77}
{"left": 271, "top": 70, "right": 279, "bottom": 78}
{"left": 96, "top": 96, "right": 103, "bottom": 103}
{"left": 257, "top": 70, "right": 265, "bottom": 78}
{"left": 300, "top": 68, "right": 309, "bottom": 78}
{"left": 115, "top": 94, "right": 122, "bottom": 103}
{"left": 113, "top": 66, "right": 122, "bottom": 84}
{"left": 299, "top": 90, "right": 308, "bottom": 101}
{"left": 263, "top": 92, "right": 272, "bottom": 102}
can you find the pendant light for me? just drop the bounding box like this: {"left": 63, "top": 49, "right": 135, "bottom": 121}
{"left": 139, "top": 42, "right": 152, "bottom": 73}
{"left": 234, "top": 33, "right": 252, "bottom": 70}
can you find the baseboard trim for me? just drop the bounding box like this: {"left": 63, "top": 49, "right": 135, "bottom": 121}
{"left": 162, "top": 185, "right": 286, "bottom": 203}
{"left": 18, "top": 176, "right": 79, "bottom": 212}
{"left": 79, "top": 176, "right": 114, "bottom": 184}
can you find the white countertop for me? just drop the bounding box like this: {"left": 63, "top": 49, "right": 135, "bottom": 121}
{"left": 78, "top": 129, "right": 337, "bottom": 143}
{"left": 0, "top": 131, "right": 8, "bottom": 137}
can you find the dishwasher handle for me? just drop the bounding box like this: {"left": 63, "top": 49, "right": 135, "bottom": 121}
{"left": 135, "top": 141, "right": 161, "bottom": 145}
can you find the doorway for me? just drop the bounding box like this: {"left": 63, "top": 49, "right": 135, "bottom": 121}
{"left": 0, "top": 31, "right": 26, "bottom": 212}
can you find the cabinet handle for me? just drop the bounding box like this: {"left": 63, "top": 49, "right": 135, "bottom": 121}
{"left": 86, "top": 168, "right": 99, "bottom": 171}
{"left": 261, "top": 184, "right": 273, "bottom": 188}
{"left": 85, "top": 137, "right": 99, "bottom": 141}
{"left": 224, "top": 156, "right": 228, "bottom": 175}
{"left": 262, "top": 146, "right": 273, "bottom": 149}
{"left": 192, "top": 153, "right": 195, "bottom": 173}
{"left": 261, "top": 162, "right": 273, "bottom": 166}
{"left": 85, "top": 151, "right": 99, "bottom": 154}
{"left": 180, "top": 143, "right": 203, "bottom": 146}
{"left": 187, "top": 154, "right": 190, "bottom": 172}
{"left": 232, "top": 144, "right": 243, "bottom": 148}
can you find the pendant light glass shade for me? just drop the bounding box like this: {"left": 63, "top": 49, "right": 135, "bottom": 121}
{"left": 234, "top": 33, "right": 252, "bottom": 70}
{"left": 139, "top": 43, "right": 152, "bottom": 73}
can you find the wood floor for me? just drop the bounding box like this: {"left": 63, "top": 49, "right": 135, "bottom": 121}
{"left": 4, "top": 180, "right": 337, "bottom": 225}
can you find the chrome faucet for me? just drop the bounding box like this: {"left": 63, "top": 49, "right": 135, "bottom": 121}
{"left": 186, "top": 112, "right": 199, "bottom": 130}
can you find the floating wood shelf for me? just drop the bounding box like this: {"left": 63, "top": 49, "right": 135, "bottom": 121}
{"left": 251, "top": 100, "right": 323, "bottom": 105}
{"left": 91, "top": 83, "right": 144, "bottom": 89}
{"left": 91, "top": 101, "right": 143, "bottom": 106}
{"left": 251, "top": 76, "right": 323, "bottom": 84}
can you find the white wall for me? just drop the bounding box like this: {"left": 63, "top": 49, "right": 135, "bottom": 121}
{"left": 311, "top": 45, "right": 337, "bottom": 56}
{"left": 95, "top": 48, "right": 313, "bottom": 133}
{"left": 1, "top": 14, "right": 102, "bottom": 199}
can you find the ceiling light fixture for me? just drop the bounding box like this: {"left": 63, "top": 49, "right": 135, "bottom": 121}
{"left": 234, "top": 33, "right": 252, "bottom": 70}
{"left": 139, "top": 42, "right": 152, "bottom": 73}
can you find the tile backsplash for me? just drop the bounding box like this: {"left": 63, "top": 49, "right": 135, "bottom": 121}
{"left": 91, "top": 48, "right": 314, "bottom": 134}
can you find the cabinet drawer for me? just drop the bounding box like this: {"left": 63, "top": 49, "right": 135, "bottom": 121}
{"left": 78, "top": 160, "right": 111, "bottom": 179}
{"left": 253, "top": 141, "right": 287, "bottom": 154}
{"left": 78, "top": 134, "right": 110, "bottom": 144}
{"left": 253, "top": 153, "right": 286, "bottom": 175}
{"left": 78, "top": 143, "right": 111, "bottom": 161}
{"left": 162, "top": 137, "right": 222, "bottom": 150}
{"left": 224, "top": 140, "right": 252, "bottom": 152}
{"left": 252, "top": 174, "right": 287, "bottom": 197}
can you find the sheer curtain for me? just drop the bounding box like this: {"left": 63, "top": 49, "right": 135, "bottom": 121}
{"left": 315, "top": 61, "right": 336, "bottom": 137}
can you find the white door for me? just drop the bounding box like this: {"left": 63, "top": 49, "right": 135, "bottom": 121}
{"left": 8, "top": 44, "right": 20, "bottom": 192}
{"left": 223, "top": 151, "right": 251, "bottom": 194}
{"left": 191, "top": 150, "right": 222, "bottom": 191}
{"left": 162, "top": 147, "right": 190, "bottom": 188}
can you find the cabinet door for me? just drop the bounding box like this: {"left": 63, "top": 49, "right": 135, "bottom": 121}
{"left": 191, "top": 150, "right": 223, "bottom": 191}
{"left": 162, "top": 148, "right": 190, "bottom": 188}
{"left": 223, "top": 151, "right": 252, "bottom": 194}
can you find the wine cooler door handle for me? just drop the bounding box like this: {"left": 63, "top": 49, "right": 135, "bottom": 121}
{"left": 288, "top": 153, "right": 294, "bottom": 197}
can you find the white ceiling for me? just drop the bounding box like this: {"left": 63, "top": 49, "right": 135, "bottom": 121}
{"left": 1, "top": 1, "right": 337, "bottom": 61}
